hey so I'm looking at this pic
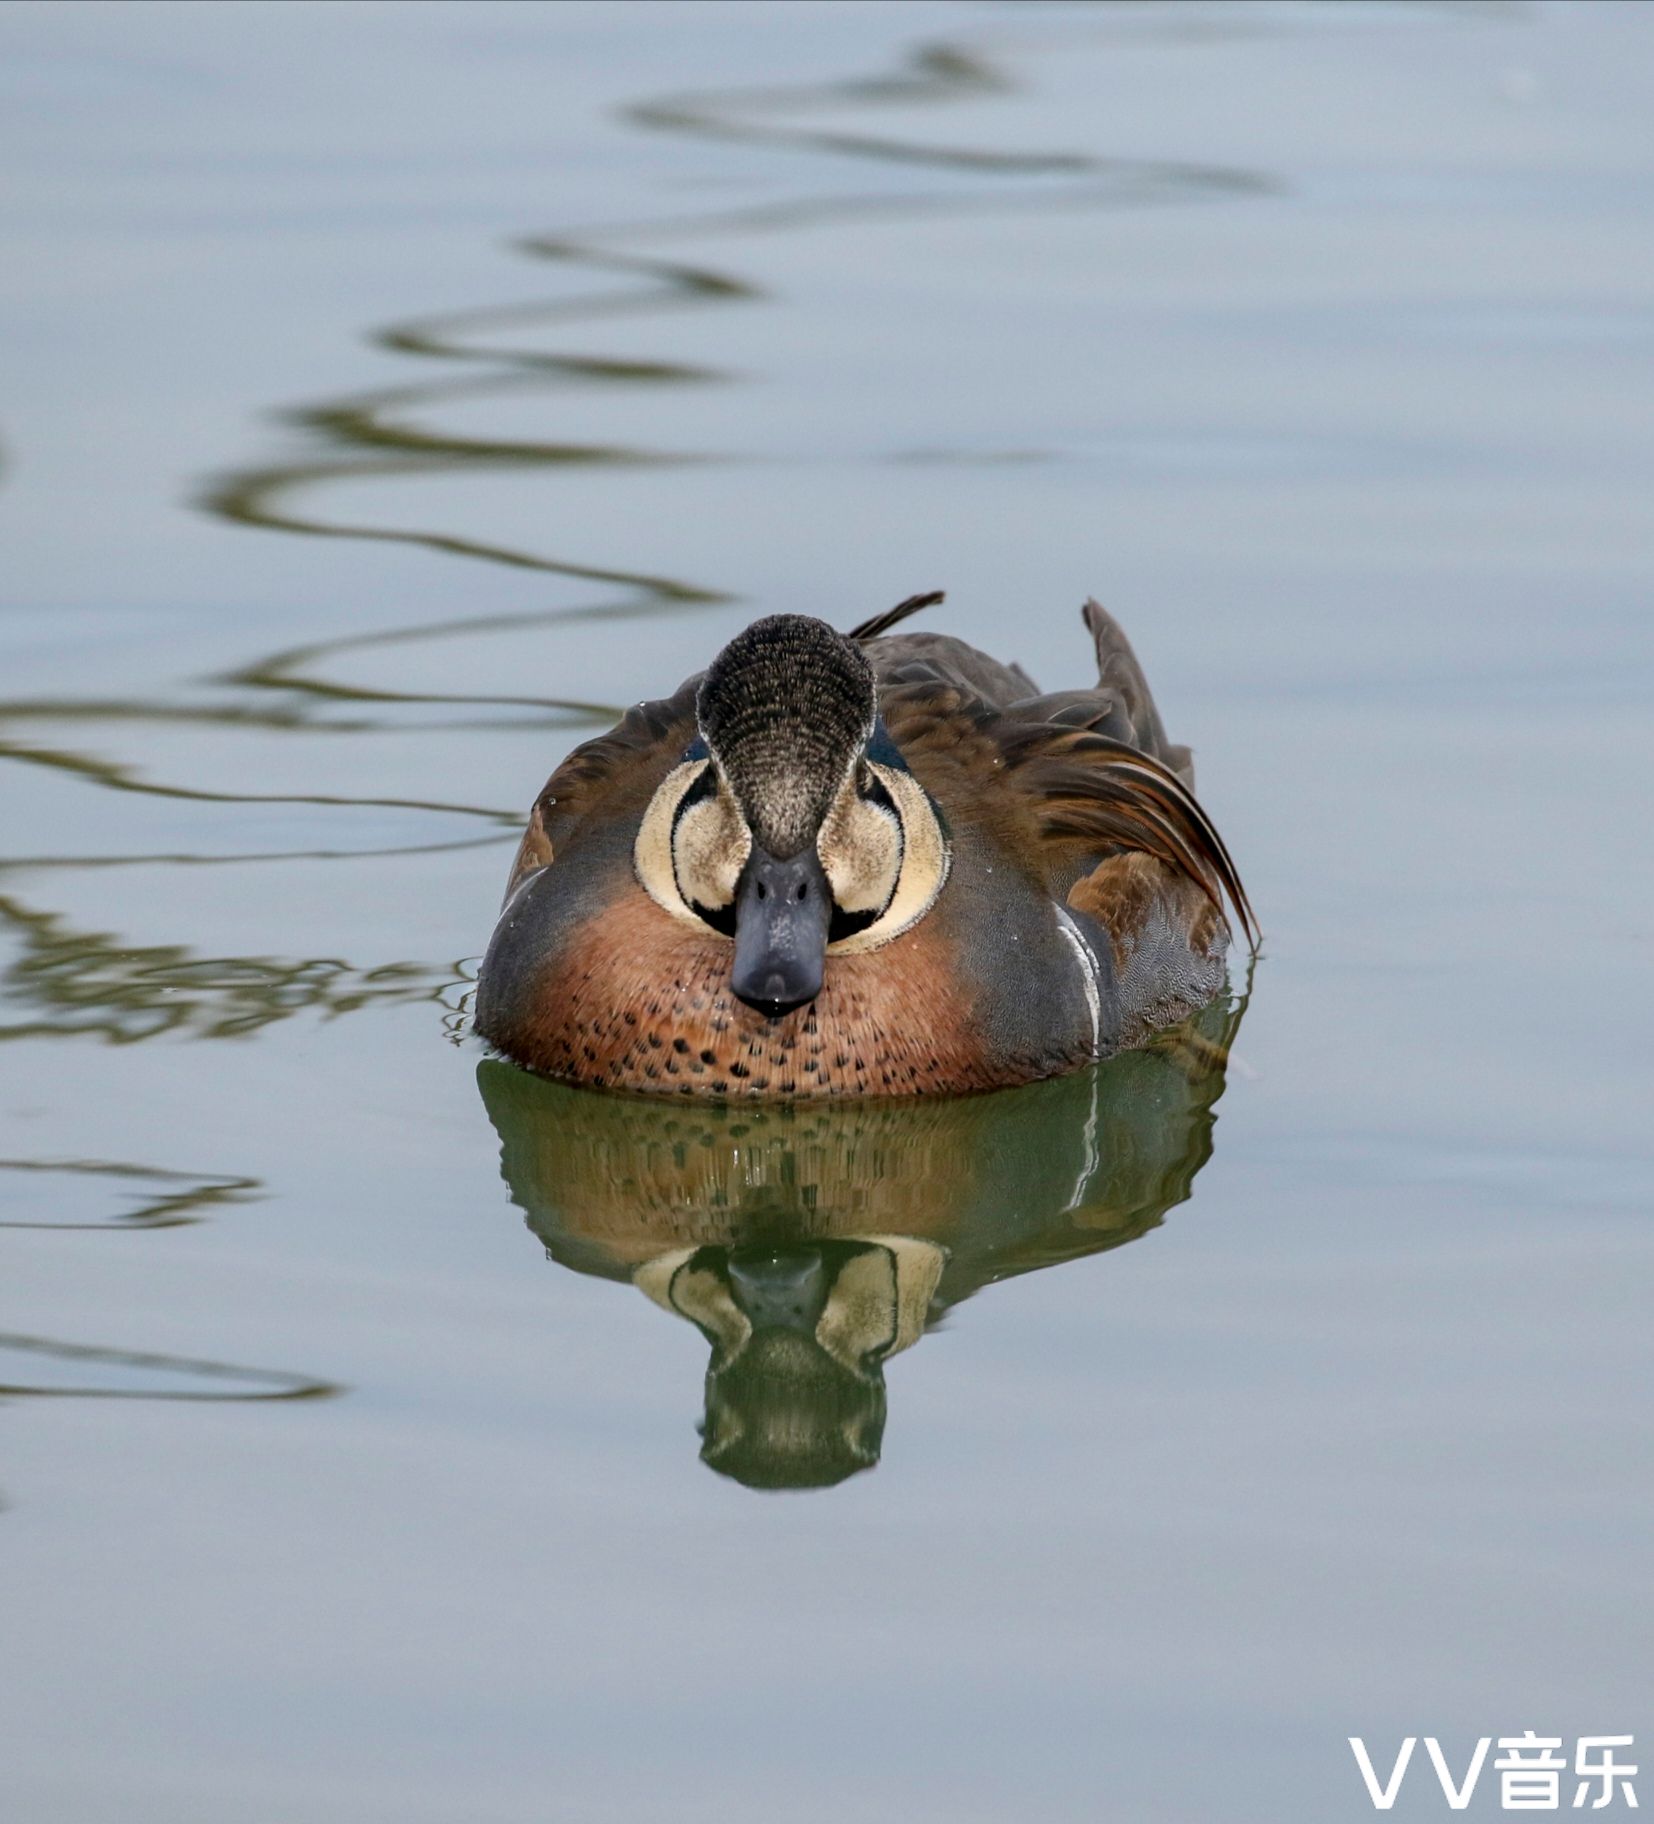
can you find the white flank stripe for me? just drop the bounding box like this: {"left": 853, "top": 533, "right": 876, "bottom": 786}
{"left": 1053, "top": 906, "right": 1103, "bottom": 1057}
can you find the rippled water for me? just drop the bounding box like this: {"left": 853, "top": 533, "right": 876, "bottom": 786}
{"left": 3, "top": 3, "right": 1652, "bottom": 1818}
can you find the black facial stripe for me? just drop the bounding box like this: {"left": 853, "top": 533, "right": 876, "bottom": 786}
{"left": 670, "top": 763, "right": 742, "bottom": 936}
{"left": 861, "top": 769, "right": 897, "bottom": 816}
{"left": 826, "top": 790, "right": 903, "bottom": 943}
{"left": 671, "top": 762, "right": 717, "bottom": 828}
{"left": 690, "top": 897, "right": 738, "bottom": 937}
{"left": 828, "top": 904, "right": 880, "bottom": 943}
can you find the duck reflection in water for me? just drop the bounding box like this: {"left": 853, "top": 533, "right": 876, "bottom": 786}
{"left": 477, "top": 990, "right": 1245, "bottom": 1490}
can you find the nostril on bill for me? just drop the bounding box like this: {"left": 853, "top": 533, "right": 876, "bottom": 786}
{"left": 731, "top": 845, "right": 830, "bottom": 1018}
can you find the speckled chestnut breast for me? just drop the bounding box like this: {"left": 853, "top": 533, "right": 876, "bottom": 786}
{"left": 481, "top": 887, "right": 1018, "bottom": 1099}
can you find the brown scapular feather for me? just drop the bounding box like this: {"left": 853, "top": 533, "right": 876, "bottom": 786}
{"left": 532, "top": 686, "right": 695, "bottom": 848}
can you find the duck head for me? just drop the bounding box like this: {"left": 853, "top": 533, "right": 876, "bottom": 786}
{"left": 635, "top": 1237, "right": 945, "bottom": 1489}
{"left": 633, "top": 614, "right": 949, "bottom": 1019}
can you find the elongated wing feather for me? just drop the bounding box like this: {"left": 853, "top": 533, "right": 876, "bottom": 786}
{"left": 882, "top": 673, "right": 1256, "bottom": 950}
{"left": 847, "top": 590, "right": 945, "bottom": 643}
{"left": 998, "top": 720, "right": 1257, "bottom": 949}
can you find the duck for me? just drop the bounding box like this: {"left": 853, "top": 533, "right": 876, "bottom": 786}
{"left": 475, "top": 592, "right": 1254, "bottom": 1098}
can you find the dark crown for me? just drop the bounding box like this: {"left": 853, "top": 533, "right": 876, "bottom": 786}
{"left": 696, "top": 615, "right": 876, "bottom": 858}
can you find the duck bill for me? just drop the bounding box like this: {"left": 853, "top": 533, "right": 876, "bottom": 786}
{"left": 730, "top": 847, "right": 832, "bottom": 1018}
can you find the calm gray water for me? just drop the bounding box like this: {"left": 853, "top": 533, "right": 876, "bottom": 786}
{"left": 3, "top": 3, "right": 1651, "bottom": 1819}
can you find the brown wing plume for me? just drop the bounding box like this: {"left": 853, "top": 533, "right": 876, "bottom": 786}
{"left": 999, "top": 722, "right": 1258, "bottom": 950}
